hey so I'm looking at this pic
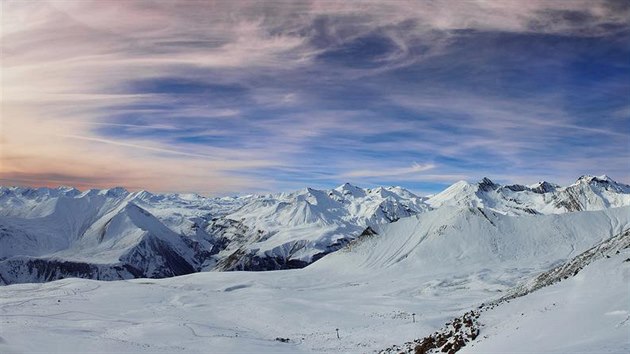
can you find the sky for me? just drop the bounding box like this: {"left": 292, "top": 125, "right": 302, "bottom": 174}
{"left": 1, "top": 0, "right": 629, "bottom": 195}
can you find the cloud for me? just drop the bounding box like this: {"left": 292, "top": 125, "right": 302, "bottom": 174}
{"left": 1, "top": 0, "right": 628, "bottom": 193}
{"left": 342, "top": 163, "right": 435, "bottom": 179}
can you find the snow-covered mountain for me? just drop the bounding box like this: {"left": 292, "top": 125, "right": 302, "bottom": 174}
{"left": 211, "top": 183, "right": 429, "bottom": 271}
{"left": 1, "top": 203, "right": 627, "bottom": 353}
{"left": 0, "top": 183, "right": 428, "bottom": 284}
{"left": 0, "top": 175, "right": 628, "bottom": 284}
{"left": 427, "top": 175, "right": 630, "bottom": 215}
{"left": 0, "top": 186, "right": 252, "bottom": 284}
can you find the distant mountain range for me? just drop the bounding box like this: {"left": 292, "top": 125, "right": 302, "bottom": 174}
{"left": 1, "top": 175, "right": 628, "bottom": 285}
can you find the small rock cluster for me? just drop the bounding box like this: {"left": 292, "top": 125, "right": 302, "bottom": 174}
{"left": 378, "top": 310, "right": 480, "bottom": 354}
{"left": 414, "top": 311, "right": 479, "bottom": 354}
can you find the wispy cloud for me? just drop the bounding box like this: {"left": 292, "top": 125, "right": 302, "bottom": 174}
{"left": 1, "top": 0, "right": 628, "bottom": 193}
{"left": 342, "top": 163, "right": 435, "bottom": 179}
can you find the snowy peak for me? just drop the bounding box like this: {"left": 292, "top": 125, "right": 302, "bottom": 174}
{"left": 574, "top": 175, "right": 630, "bottom": 193}
{"left": 529, "top": 181, "right": 559, "bottom": 194}
{"left": 0, "top": 186, "right": 81, "bottom": 199}
{"left": 576, "top": 174, "right": 612, "bottom": 184}
{"left": 427, "top": 175, "right": 630, "bottom": 215}
{"left": 80, "top": 187, "right": 129, "bottom": 198}
{"left": 477, "top": 177, "right": 499, "bottom": 192}
{"left": 368, "top": 186, "right": 421, "bottom": 200}
{"left": 102, "top": 187, "right": 129, "bottom": 197}
{"left": 425, "top": 180, "right": 477, "bottom": 209}
{"left": 334, "top": 182, "right": 366, "bottom": 198}
{"left": 297, "top": 187, "right": 340, "bottom": 208}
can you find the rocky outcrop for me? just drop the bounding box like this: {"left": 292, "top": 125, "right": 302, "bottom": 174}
{"left": 379, "top": 311, "right": 480, "bottom": 354}
{"left": 0, "top": 257, "right": 141, "bottom": 285}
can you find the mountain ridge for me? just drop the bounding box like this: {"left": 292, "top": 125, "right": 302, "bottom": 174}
{"left": 1, "top": 175, "right": 629, "bottom": 284}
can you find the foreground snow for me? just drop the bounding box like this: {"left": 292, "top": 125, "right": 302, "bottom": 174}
{"left": 0, "top": 268, "right": 482, "bottom": 353}
{"left": 463, "top": 251, "right": 630, "bottom": 354}
{"left": 1, "top": 207, "right": 628, "bottom": 353}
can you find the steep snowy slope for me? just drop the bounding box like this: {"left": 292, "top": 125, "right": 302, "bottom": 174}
{"left": 427, "top": 175, "right": 630, "bottom": 215}
{"left": 501, "top": 228, "right": 630, "bottom": 300}
{"left": 0, "top": 189, "right": 136, "bottom": 259}
{"left": 314, "top": 206, "right": 630, "bottom": 275}
{"left": 0, "top": 186, "right": 81, "bottom": 218}
{"left": 378, "top": 228, "right": 630, "bottom": 354}
{"left": 208, "top": 176, "right": 629, "bottom": 271}
{"left": 0, "top": 185, "right": 249, "bottom": 284}
{"left": 461, "top": 233, "right": 630, "bottom": 354}
{"left": 0, "top": 203, "right": 213, "bottom": 284}
{"left": 0, "top": 186, "right": 244, "bottom": 234}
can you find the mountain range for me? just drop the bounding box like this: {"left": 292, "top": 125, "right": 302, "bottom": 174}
{"left": 0, "top": 175, "right": 628, "bottom": 285}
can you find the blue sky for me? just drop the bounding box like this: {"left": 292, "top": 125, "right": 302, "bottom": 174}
{"left": 2, "top": 0, "right": 629, "bottom": 195}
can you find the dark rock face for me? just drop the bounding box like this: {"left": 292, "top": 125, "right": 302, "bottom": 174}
{"left": 0, "top": 233, "right": 201, "bottom": 285}
{"left": 360, "top": 226, "right": 378, "bottom": 237}
{"left": 0, "top": 257, "right": 142, "bottom": 285}
{"left": 553, "top": 189, "right": 583, "bottom": 212}
{"left": 121, "top": 235, "right": 196, "bottom": 278}
{"left": 379, "top": 311, "right": 480, "bottom": 354}
{"left": 223, "top": 252, "right": 311, "bottom": 271}
{"left": 217, "top": 236, "right": 354, "bottom": 272}
{"left": 531, "top": 181, "right": 557, "bottom": 194}
{"left": 478, "top": 177, "right": 499, "bottom": 192}
{"left": 504, "top": 184, "right": 527, "bottom": 192}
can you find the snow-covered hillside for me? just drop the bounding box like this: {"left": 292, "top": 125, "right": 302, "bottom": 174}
{"left": 376, "top": 217, "right": 630, "bottom": 353}
{"left": 461, "top": 231, "right": 630, "bottom": 354}
{"left": 0, "top": 206, "right": 627, "bottom": 353}
{"left": 314, "top": 205, "right": 629, "bottom": 274}
{"left": 0, "top": 175, "right": 628, "bottom": 284}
